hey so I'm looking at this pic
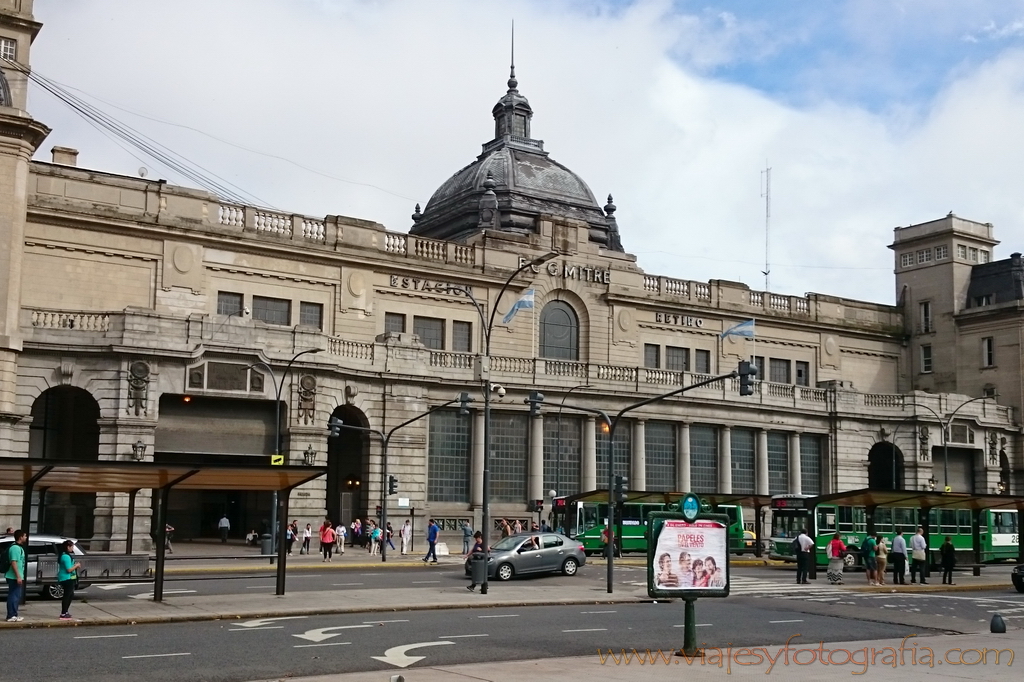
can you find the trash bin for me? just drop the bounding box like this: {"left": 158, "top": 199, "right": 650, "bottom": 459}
{"left": 260, "top": 533, "right": 273, "bottom": 556}
{"left": 471, "top": 552, "right": 487, "bottom": 584}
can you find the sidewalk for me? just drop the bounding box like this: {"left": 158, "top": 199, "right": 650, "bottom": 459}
{"left": 254, "top": 632, "right": 1024, "bottom": 682}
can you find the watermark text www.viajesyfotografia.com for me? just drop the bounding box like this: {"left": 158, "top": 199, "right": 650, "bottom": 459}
{"left": 597, "top": 635, "right": 1014, "bottom": 675}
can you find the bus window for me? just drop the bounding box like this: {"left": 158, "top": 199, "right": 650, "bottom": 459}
{"left": 720, "top": 506, "right": 739, "bottom": 524}
{"left": 816, "top": 508, "right": 836, "bottom": 534}
{"left": 927, "top": 509, "right": 937, "bottom": 528}
{"left": 853, "top": 507, "right": 866, "bottom": 532}
{"left": 874, "top": 508, "right": 893, "bottom": 533}
{"left": 894, "top": 508, "right": 916, "bottom": 533}
{"left": 582, "top": 505, "right": 600, "bottom": 533}
{"left": 771, "top": 513, "right": 811, "bottom": 538}
{"left": 957, "top": 510, "right": 972, "bottom": 534}
{"left": 621, "top": 504, "right": 644, "bottom": 521}
{"left": 992, "top": 511, "right": 1017, "bottom": 534}
{"left": 939, "top": 509, "right": 957, "bottom": 536}
{"left": 838, "top": 506, "right": 853, "bottom": 532}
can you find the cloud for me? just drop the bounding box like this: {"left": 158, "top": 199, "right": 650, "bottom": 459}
{"left": 27, "top": 0, "right": 1024, "bottom": 307}
{"left": 966, "top": 18, "right": 1024, "bottom": 42}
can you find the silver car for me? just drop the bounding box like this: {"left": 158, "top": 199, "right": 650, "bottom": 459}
{"left": 465, "top": 532, "right": 586, "bottom": 581}
{"left": 0, "top": 533, "right": 87, "bottom": 599}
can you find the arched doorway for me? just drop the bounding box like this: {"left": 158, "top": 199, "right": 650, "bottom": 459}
{"left": 28, "top": 386, "right": 101, "bottom": 539}
{"left": 326, "top": 405, "right": 370, "bottom": 531}
{"left": 867, "top": 442, "right": 905, "bottom": 490}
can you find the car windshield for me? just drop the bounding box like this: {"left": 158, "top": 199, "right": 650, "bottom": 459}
{"left": 492, "top": 535, "right": 528, "bottom": 551}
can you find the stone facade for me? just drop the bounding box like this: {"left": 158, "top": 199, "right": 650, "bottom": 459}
{"left": 0, "top": 3, "right": 1020, "bottom": 545}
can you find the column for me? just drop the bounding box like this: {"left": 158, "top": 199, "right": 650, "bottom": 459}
{"left": 471, "top": 409, "right": 484, "bottom": 508}
{"left": 756, "top": 429, "right": 769, "bottom": 495}
{"left": 718, "top": 425, "right": 732, "bottom": 494}
{"left": 677, "top": 422, "right": 691, "bottom": 492}
{"left": 582, "top": 416, "right": 597, "bottom": 491}
{"left": 528, "top": 414, "right": 544, "bottom": 504}
{"left": 789, "top": 431, "right": 802, "bottom": 495}
{"left": 632, "top": 420, "right": 646, "bottom": 491}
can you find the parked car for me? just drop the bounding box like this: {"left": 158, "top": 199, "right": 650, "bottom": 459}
{"left": 464, "top": 532, "right": 586, "bottom": 581}
{"left": 0, "top": 533, "right": 87, "bottom": 599}
{"left": 1012, "top": 565, "right": 1024, "bottom": 593}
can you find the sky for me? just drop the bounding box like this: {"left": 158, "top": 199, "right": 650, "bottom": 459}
{"left": 27, "top": 0, "right": 1024, "bottom": 304}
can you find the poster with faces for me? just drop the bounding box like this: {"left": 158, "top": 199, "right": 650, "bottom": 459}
{"left": 653, "top": 519, "right": 727, "bottom": 592}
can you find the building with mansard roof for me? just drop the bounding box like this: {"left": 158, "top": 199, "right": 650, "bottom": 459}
{"left": 0, "top": 2, "right": 1019, "bottom": 547}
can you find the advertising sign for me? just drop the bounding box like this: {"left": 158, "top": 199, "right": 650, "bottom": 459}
{"left": 647, "top": 511, "right": 730, "bottom": 599}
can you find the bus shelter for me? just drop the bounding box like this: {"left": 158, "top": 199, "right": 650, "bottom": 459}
{"left": 808, "top": 488, "right": 1024, "bottom": 569}
{"left": 0, "top": 457, "right": 326, "bottom": 599}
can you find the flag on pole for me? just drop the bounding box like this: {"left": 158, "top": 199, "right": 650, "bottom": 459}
{"left": 502, "top": 289, "right": 536, "bottom": 325}
{"left": 721, "top": 319, "right": 755, "bottom": 339}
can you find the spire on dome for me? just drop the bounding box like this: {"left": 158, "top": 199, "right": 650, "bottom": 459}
{"left": 508, "top": 20, "right": 518, "bottom": 92}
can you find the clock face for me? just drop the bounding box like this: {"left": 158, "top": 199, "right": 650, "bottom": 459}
{"left": 682, "top": 494, "right": 700, "bottom": 522}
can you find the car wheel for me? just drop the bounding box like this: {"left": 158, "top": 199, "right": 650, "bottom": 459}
{"left": 1013, "top": 577, "right": 1024, "bottom": 593}
{"left": 46, "top": 583, "right": 64, "bottom": 600}
{"left": 562, "top": 558, "right": 579, "bottom": 576}
{"left": 496, "top": 563, "right": 515, "bottom": 581}
{"left": 843, "top": 554, "right": 856, "bottom": 569}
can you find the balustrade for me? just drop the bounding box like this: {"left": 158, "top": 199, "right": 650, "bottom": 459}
{"left": 301, "top": 218, "right": 326, "bottom": 242}
{"left": 30, "top": 310, "right": 109, "bottom": 332}
{"left": 384, "top": 233, "right": 407, "bottom": 255}
{"left": 664, "top": 278, "right": 688, "bottom": 296}
{"left": 327, "top": 337, "right": 373, "bottom": 360}
{"left": 253, "top": 210, "right": 291, "bottom": 236}
{"left": 218, "top": 204, "right": 244, "bottom": 228}
{"left": 429, "top": 351, "right": 474, "bottom": 369}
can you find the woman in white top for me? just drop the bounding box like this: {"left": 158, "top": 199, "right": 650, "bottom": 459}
{"left": 400, "top": 521, "right": 412, "bottom": 555}
{"left": 301, "top": 524, "right": 312, "bottom": 555}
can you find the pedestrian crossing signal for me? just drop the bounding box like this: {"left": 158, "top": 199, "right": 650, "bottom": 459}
{"left": 271, "top": 455, "right": 284, "bottom": 466}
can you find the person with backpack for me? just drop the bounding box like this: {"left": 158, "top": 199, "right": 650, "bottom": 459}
{"left": 57, "top": 539, "right": 82, "bottom": 621}
{"left": 5, "top": 529, "right": 27, "bottom": 622}
{"left": 861, "top": 532, "right": 878, "bottom": 586}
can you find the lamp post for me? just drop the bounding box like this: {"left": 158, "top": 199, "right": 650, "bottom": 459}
{"left": 131, "top": 439, "right": 147, "bottom": 462}
{"left": 302, "top": 444, "right": 317, "bottom": 466}
{"left": 910, "top": 395, "right": 994, "bottom": 492}
{"left": 446, "top": 251, "right": 557, "bottom": 595}
{"left": 554, "top": 384, "right": 591, "bottom": 505}
{"left": 329, "top": 395, "right": 471, "bottom": 562}
{"left": 246, "top": 347, "right": 322, "bottom": 573}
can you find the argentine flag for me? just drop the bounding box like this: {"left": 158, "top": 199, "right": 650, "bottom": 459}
{"left": 502, "top": 289, "right": 536, "bottom": 325}
{"left": 721, "top": 319, "right": 755, "bottom": 339}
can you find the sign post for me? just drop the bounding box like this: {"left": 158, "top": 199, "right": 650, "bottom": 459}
{"left": 647, "top": 492, "right": 730, "bottom": 657}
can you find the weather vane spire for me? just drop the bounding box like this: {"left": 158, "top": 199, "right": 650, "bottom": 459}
{"left": 508, "top": 19, "right": 518, "bottom": 91}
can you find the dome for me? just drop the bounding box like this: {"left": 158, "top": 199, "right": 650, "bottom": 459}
{"left": 410, "top": 67, "right": 623, "bottom": 251}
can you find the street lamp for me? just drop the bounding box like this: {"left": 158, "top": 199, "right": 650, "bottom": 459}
{"left": 911, "top": 395, "right": 994, "bottom": 492}
{"left": 328, "top": 393, "right": 473, "bottom": 562}
{"left": 131, "top": 439, "right": 147, "bottom": 461}
{"left": 302, "top": 444, "right": 317, "bottom": 466}
{"left": 246, "top": 347, "right": 322, "bottom": 590}
{"left": 446, "top": 251, "right": 557, "bottom": 595}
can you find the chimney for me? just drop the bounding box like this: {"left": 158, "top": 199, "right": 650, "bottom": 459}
{"left": 51, "top": 146, "right": 78, "bottom": 167}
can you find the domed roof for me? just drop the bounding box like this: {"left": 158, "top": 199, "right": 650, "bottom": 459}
{"left": 410, "top": 68, "right": 623, "bottom": 251}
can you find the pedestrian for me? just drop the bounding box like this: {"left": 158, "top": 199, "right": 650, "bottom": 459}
{"left": 386, "top": 522, "right": 395, "bottom": 551}
{"left": 860, "top": 532, "right": 878, "bottom": 586}
{"left": 500, "top": 518, "right": 511, "bottom": 538}
{"left": 795, "top": 528, "right": 813, "bottom": 584}
{"left": 351, "top": 518, "right": 362, "bottom": 549}
{"left": 218, "top": 514, "right": 231, "bottom": 543}
{"left": 285, "top": 524, "right": 295, "bottom": 556}
{"left": 3, "top": 527, "right": 11, "bottom": 535}
{"left": 422, "top": 518, "right": 439, "bottom": 564}
{"left": 461, "top": 521, "right": 473, "bottom": 554}
{"left": 164, "top": 523, "right": 175, "bottom": 554}
{"left": 302, "top": 523, "right": 312, "bottom": 555}
{"left": 336, "top": 523, "right": 347, "bottom": 554}
{"left": 320, "top": 520, "right": 336, "bottom": 562}
{"left": 465, "top": 531, "right": 485, "bottom": 592}
{"left": 513, "top": 519, "right": 523, "bottom": 534}
{"left": 910, "top": 526, "right": 929, "bottom": 584}
{"left": 400, "top": 520, "right": 411, "bottom": 555}
{"left": 5, "top": 529, "right": 26, "bottom": 622}
{"left": 826, "top": 532, "right": 846, "bottom": 585}
{"left": 371, "top": 523, "right": 383, "bottom": 555}
{"left": 57, "top": 539, "right": 81, "bottom": 621}
{"left": 940, "top": 536, "right": 956, "bottom": 585}
{"left": 875, "top": 535, "right": 888, "bottom": 585}
{"left": 890, "top": 529, "right": 907, "bottom": 585}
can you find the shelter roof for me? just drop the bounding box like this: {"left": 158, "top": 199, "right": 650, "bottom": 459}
{"left": 0, "top": 457, "right": 326, "bottom": 493}
{"left": 808, "top": 487, "right": 1024, "bottom": 511}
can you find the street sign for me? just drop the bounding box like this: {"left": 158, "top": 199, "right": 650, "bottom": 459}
{"left": 271, "top": 455, "right": 284, "bottom": 466}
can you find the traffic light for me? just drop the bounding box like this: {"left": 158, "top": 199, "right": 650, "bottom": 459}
{"left": 388, "top": 474, "right": 399, "bottom": 496}
{"left": 534, "top": 499, "right": 544, "bottom": 512}
{"left": 328, "top": 416, "right": 343, "bottom": 437}
{"left": 738, "top": 360, "right": 758, "bottom": 396}
{"left": 614, "top": 475, "right": 628, "bottom": 504}
{"left": 526, "top": 391, "right": 545, "bottom": 416}
{"left": 457, "top": 391, "right": 474, "bottom": 415}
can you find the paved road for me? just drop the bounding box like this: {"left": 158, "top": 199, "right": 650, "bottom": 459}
{"left": 3, "top": 601, "right": 943, "bottom": 682}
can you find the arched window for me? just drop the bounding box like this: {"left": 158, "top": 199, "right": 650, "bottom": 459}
{"left": 539, "top": 300, "right": 579, "bottom": 360}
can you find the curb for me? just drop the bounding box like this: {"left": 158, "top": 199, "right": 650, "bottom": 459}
{"left": 0, "top": 595, "right": 653, "bottom": 630}
{"left": 164, "top": 559, "right": 455, "bottom": 574}
{"left": 846, "top": 582, "right": 1012, "bottom": 594}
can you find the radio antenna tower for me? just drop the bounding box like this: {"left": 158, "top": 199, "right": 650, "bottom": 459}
{"left": 760, "top": 164, "right": 771, "bottom": 292}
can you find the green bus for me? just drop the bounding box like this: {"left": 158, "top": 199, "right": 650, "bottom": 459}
{"left": 551, "top": 490, "right": 751, "bottom": 555}
{"left": 768, "top": 494, "right": 1019, "bottom": 566}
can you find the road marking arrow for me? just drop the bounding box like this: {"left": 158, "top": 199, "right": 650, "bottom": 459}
{"left": 93, "top": 583, "right": 150, "bottom": 591}
{"left": 235, "top": 616, "right": 308, "bottom": 628}
{"left": 128, "top": 589, "right": 196, "bottom": 600}
{"left": 371, "top": 641, "right": 454, "bottom": 668}
{"left": 292, "top": 624, "right": 374, "bottom": 643}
